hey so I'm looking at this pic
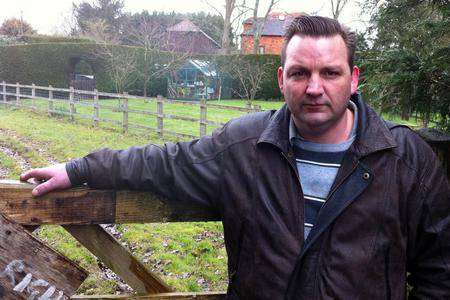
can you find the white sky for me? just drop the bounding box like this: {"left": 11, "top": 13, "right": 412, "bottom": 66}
{"left": 0, "top": 0, "right": 370, "bottom": 35}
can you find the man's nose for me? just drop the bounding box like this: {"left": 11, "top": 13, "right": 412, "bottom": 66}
{"left": 306, "top": 75, "right": 324, "bottom": 96}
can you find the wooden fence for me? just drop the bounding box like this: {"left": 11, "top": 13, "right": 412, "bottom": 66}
{"left": 0, "top": 180, "right": 226, "bottom": 299}
{"left": 0, "top": 81, "right": 262, "bottom": 140}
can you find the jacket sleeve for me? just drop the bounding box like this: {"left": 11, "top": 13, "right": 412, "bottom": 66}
{"left": 65, "top": 125, "right": 230, "bottom": 215}
{"left": 406, "top": 140, "right": 450, "bottom": 298}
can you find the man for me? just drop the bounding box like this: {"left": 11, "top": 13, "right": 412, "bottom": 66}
{"left": 21, "top": 16, "right": 450, "bottom": 299}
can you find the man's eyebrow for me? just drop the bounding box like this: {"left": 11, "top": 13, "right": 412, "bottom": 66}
{"left": 286, "top": 65, "right": 308, "bottom": 72}
{"left": 322, "top": 65, "right": 344, "bottom": 70}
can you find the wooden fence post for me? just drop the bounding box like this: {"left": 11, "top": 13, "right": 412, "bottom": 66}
{"left": 200, "top": 98, "right": 207, "bottom": 137}
{"left": 253, "top": 105, "right": 261, "bottom": 113}
{"left": 246, "top": 101, "right": 252, "bottom": 111}
{"left": 1, "top": 81, "right": 5, "bottom": 104}
{"left": 157, "top": 95, "right": 164, "bottom": 138}
{"left": 16, "top": 82, "right": 20, "bottom": 107}
{"left": 122, "top": 93, "right": 128, "bottom": 133}
{"left": 48, "top": 85, "right": 54, "bottom": 116}
{"left": 69, "top": 86, "right": 75, "bottom": 121}
{"left": 31, "top": 83, "right": 36, "bottom": 110}
{"left": 93, "top": 89, "right": 99, "bottom": 127}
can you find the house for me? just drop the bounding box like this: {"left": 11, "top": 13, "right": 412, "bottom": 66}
{"left": 166, "top": 20, "right": 221, "bottom": 55}
{"left": 240, "top": 12, "right": 304, "bottom": 54}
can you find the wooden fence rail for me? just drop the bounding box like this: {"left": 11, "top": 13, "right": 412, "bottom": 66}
{"left": 0, "top": 81, "right": 261, "bottom": 140}
{"left": 0, "top": 180, "right": 226, "bottom": 299}
{"left": 1, "top": 81, "right": 449, "bottom": 175}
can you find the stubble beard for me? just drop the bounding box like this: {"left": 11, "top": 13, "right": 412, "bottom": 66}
{"left": 293, "top": 98, "right": 349, "bottom": 138}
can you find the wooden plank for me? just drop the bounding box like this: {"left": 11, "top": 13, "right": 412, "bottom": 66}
{"left": 71, "top": 292, "right": 226, "bottom": 299}
{"left": 200, "top": 99, "right": 207, "bottom": 137}
{"left": 0, "top": 180, "right": 219, "bottom": 225}
{"left": 64, "top": 225, "right": 172, "bottom": 294}
{"left": 0, "top": 214, "right": 87, "bottom": 299}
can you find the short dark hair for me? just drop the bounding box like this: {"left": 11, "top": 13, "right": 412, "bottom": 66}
{"left": 281, "top": 15, "right": 356, "bottom": 70}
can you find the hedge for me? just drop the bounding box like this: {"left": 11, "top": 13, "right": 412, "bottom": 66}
{"left": 0, "top": 43, "right": 169, "bottom": 96}
{"left": 0, "top": 43, "right": 98, "bottom": 88}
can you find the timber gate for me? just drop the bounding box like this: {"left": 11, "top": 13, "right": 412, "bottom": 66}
{"left": 0, "top": 181, "right": 226, "bottom": 299}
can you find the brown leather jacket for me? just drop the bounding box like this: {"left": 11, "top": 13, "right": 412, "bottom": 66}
{"left": 67, "top": 94, "right": 450, "bottom": 299}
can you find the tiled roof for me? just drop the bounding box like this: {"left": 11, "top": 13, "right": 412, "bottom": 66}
{"left": 168, "top": 19, "right": 220, "bottom": 47}
{"left": 168, "top": 19, "right": 201, "bottom": 32}
{"left": 242, "top": 12, "right": 304, "bottom": 37}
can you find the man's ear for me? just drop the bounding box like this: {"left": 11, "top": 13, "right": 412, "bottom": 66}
{"left": 277, "top": 66, "right": 284, "bottom": 94}
{"left": 351, "top": 66, "right": 360, "bottom": 94}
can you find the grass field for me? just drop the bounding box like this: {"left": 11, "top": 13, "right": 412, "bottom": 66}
{"left": 0, "top": 99, "right": 420, "bottom": 295}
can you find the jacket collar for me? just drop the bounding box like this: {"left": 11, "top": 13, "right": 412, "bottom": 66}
{"left": 257, "top": 93, "right": 397, "bottom": 157}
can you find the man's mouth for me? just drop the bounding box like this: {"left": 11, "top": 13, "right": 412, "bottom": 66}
{"left": 303, "top": 103, "right": 328, "bottom": 111}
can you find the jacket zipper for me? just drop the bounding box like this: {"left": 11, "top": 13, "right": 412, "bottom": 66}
{"left": 281, "top": 151, "right": 360, "bottom": 236}
{"left": 317, "top": 160, "right": 360, "bottom": 217}
{"left": 384, "top": 245, "right": 391, "bottom": 300}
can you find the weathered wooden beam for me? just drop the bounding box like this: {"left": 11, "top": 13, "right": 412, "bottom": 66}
{"left": 71, "top": 292, "right": 226, "bottom": 299}
{"left": 0, "top": 180, "right": 219, "bottom": 225}
{"left": 0, "top": 214, "right": 87, "bottom": 299}
{"left": 64, "top": 224, "right": 172, "bottom": 294}
{"left": 416, "top": 128, "right": 450, "bottom": 179}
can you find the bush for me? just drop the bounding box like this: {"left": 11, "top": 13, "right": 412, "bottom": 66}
{"left": 19, "top": 35, "right": 92, "bottom": 44}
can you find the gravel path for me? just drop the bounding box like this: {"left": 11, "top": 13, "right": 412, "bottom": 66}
{"left": 0, "top": 128, "right": 59, "bottom": 165}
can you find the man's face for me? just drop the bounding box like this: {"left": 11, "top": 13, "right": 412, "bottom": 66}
{"left": 277, "top": 34, "right": 359, "bottom": 134}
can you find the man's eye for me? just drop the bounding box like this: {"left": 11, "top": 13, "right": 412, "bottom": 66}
{"left": 324, "top": 70, "right": 340, "bottom": 77}
{"left": 291, "top": 71, "right": 307, "bottom": 77}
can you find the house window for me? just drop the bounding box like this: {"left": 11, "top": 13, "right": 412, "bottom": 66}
{"left": 258, "top": 45, "right": 265, "bottom": 54}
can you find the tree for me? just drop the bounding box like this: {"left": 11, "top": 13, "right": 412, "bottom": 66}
{"left": 122, "top": 11, "right": 224, "bottom": 46}
{"left": 188, "top": 12, "right": 225, "bottom": 45}
{"left": 0, "top": 18, "right": 36, "bottom": 37}
{"left": 251, "top": 0, "right": 278, "bottom": 54}
{"left": 222, "top": 55, "right": 276, "bottom": 101}
{"left": 84, "top": 20, "right": 137, "bottom": 93}
{"left": 330, "top": 0, "right": 350, "bottom": 20}
{"left": 124, "top": 17, "right": 189, "bottom": 97}
{"left": 72, "top": 0, "right": 125, "bottom": 35}
{"left": 362, "top": 0, "right": 449, "bottom": 131}
{"left": 204, "top": 0, "right": 250, "bottom": 54}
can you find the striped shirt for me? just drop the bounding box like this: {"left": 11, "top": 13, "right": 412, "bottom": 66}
{"left": 289, "top": 101, "right": 358, "bottom": 239}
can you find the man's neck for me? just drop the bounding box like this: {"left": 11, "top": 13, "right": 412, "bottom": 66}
{"left": 294, "top": 108, "right": 355, "bottom": 144}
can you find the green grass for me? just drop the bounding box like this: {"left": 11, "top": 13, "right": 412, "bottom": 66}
{"left": 0, "top": 151, "right": 21, "bottom": 178}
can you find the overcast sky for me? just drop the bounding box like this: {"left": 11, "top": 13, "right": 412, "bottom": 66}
{"left": 0, "top": 0, "right": 370, "bottom": 35}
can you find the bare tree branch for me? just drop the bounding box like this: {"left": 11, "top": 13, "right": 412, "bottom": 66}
{"left": 251, "top": 0, "right": 279, "bottom": 54}
{"left": 83, "top": 20, "right": 137, "bottom": 93}
{"left": 125, "top": 17, "right": 191, "bottom": 97}
{"left": 331, "top": 0, "right": 350, "bottom": 20}
{"left": 223, "top": 55, "right": 275, "bottom": 101}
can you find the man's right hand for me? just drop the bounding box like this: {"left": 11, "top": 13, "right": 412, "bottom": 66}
{"left": 20, "top": 163, "right": 72, "bottom": 197}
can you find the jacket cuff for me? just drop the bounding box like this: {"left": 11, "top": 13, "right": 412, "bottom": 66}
{"left": 65, "top": 158, "right": 88, "bottom": 187}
